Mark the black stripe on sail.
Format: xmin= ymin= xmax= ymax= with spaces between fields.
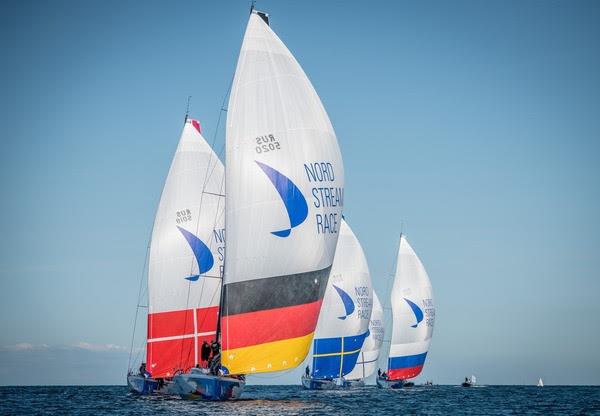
xmin=222 ymin=266 xmax=331 ymax=316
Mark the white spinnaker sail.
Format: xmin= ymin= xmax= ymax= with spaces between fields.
xmin=388 ymin=235 xmax=435 ymax=380
xmin=311 ymin=220 xmax=372 ymax=379
xmin=346 ymin=290 xmax=384 ymax=380
xmin=146 ymin=119 xmax=225 ymax=378
xmin=222 ymin=10 xmax=344 ymax=375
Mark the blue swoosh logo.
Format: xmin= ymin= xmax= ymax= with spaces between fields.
xmin=333 ymin=284 xmax=355 ymax=320
xmin=404 ymin=298 xmax=424 ymax=328
xmin=177 ymin=226 xmax=214 ymax=281
xmin=255 ymin=161 xmax=308 ymax=237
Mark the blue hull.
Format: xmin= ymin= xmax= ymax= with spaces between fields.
xmin=127 ymin=375 xmax=159 ymax=395
xmin=173 ymin=371 xmax=245 ymax=400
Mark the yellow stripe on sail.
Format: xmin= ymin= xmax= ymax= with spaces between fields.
xmin=222 ymin=332 xmax=314 ymax=375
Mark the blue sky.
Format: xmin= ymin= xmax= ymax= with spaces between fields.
xmin=1 ymin=0 xmax=599 ymax=385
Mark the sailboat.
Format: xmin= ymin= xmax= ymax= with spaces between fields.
xmin=377 ymin=234 xmax=435 ymax=389
xmin=172 ymin=7 xmax=344 ymax=400
xmin=127 ymin=116 xmax=225 ymax=395
xmin=537 ymin=378 xmax=544 ymax=387
xmin=344 ymin=290 xmax=384 ymax=386
xmin=301 ymin=220 xmax=372 ymax=390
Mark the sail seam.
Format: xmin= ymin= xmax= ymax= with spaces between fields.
xmin=148 ymin=331 xmax=216 ymax=343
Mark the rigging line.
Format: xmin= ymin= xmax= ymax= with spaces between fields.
xmin=185 ymin=75 xmax=232 ymax=284
xmin=179 ymin=78 xmax=231 ymax=366
xmin=185 ymin=95 xmax=192 ymax=123
xmin=202 ymin=191 xmax=225 ymax=197
xmin=380 ymin=232 xmax=401 ymax=370
xmin=201 ymin=73 xmax=234 ymax=192
xmin=127 ymin=240 xmax=151 ymax=371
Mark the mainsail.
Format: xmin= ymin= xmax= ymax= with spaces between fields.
xmin=346 ymin=290 xmax=384 ymax=380
xmin=222 ymin=10 xmax=344 ymax=375
xmin=146 ymin=118 xmax=225 ymax=378
xmin=388 ymin=235 xmax=435 ymax=380
xmin=311 ymin=220 xmax=372 ymax=379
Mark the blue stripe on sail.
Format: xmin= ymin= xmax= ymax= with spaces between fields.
xmin=255 ymin=161 xmax=308 ymax=238
xmin=311 ymin=355 xmax=341 ymax=379
xmin=311 ymin=331 xmax=369 ymax=379
xmin=313 ymin=337 xmax=342 ymax=355
xmin=388 ymin=352 xmax=428 ymax=370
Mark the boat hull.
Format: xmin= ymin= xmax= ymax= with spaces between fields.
xmin=376 ymin=376 xmax=413 ymax=389
xmin=127 ymin=375 xmax=159 ymax=395
xmin=301 ymin=375 xmax=337 ymax=390
xmin=341 ymin=379 xmax=365 ymax=388
xmin=462 ymin=382 xmax=472 ymax=387
xmin=173 ymin=372 xmax=245 ymax=400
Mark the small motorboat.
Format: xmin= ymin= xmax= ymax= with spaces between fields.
xmin=462 ymin=375 xmax=476 ymax=387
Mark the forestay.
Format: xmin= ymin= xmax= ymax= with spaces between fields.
xmin=222 ymin=10 xmax=344 ymax=375
xmin=147 ymin=119 xmax=225 ymax=378
xmin=388 ymin=235 xmax=435 ymax=380
xmin=346 ymin=290 xmax=384 ymax=380
xmin=311 ymin=220 xmax=372 ymax=379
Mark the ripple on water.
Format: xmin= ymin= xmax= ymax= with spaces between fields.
xmin=1 ymin=385 xmax=599 ymax=415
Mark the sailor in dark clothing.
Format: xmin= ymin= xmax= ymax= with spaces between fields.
xmin=139 ymin=363 xmax=147 ymax=377
xmin=305 ymin=365 xmax=310 ymax=377
xmin=210 ymin=352 xmax=221 ymax=375
xmin=211 ymin=340 xmax=220 ymax=357
xmin=201 ymin=341 xmax=211 ymax=367
xmin=378 ymin=368 xmax=382 ymax=377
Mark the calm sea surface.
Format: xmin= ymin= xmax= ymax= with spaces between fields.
xmin=1 ymin=385 xmax=599 ymax=415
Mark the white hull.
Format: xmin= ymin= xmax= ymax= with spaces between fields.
xmin=301 ymin=375 xmax=337 ymax=390
xmin=342 ymin=379 xmax=365 ymax=388
xmin=376 ymin=376 xmax=414 ymax=389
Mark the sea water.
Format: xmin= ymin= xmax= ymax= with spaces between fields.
xmin=1 ymin=385 xmax=599 ymax=415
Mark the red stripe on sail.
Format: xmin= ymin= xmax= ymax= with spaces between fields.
xmin=388 ymin=365 xmax=424 ymax=380
xmin=221 ymin=300 xmax=322 ymax=350
xmin=196 ymin=307 xmax=219 ymax=333
xmin=147 ymin=337 xmax=194 ymax=378
xmin=146 ymin=306 xmax=218 ymax=379
xmin=147 ymin=306 xmax=218 ymax=339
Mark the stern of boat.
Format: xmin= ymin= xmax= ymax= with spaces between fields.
xmin=127 ymin=374 xmax=159 ymax=395
xmin=173 ymin=370 xmax=245 ymax=400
